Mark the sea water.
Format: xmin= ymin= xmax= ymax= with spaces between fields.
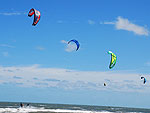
xmin=0 ymin=102 xmax=149 ymax=113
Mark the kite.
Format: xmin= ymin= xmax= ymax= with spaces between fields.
xmin=108 ymin=51 xmax=117 ymax=69
xmin=28 ymin=8 xmax=41 ymax=26
xmin=68 ymin=39 xmax=80 ymax=51
xmin=104 ymin=83 xmax=106 ymax=86
xmin=141 ymin=77 xmax=146 ymax=84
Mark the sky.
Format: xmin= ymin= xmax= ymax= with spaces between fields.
xmin=0 ymin=0 xmax=150 ymax=109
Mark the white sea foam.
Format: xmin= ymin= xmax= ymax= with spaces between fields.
xmin=0 ymin=107 xmax=114 ymax=113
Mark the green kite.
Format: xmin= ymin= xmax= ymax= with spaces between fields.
xmin=108 ymin=51 xmax=117 ymax=69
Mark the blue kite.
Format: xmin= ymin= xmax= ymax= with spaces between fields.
xmin=68 ymin=39 xmax=80 ymax=51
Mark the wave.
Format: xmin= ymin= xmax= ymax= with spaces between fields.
xmin=0 ymin=107 xmax=114 ymax=113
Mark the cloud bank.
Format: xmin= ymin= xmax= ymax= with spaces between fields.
xmin=0 ymin=65 xmax=149 ymax=92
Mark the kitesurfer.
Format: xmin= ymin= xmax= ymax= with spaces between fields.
xmin=27 ymin=103 xmax=30 ymax=106
xmin=20 ymin=103 xmax=24 ymax=108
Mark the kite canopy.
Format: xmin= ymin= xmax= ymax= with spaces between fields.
xmin=141 ymin=77 xmax=146 ymax=84
xmin=28 ymin=8 xmax=40 ymax=26
xmin=68 ymin=39 xmax=80 ymax=51
xmin=108 ymin=51 xmax=117 ymax=69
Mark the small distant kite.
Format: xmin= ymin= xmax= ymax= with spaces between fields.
xmin=28 ymin=8 xmax=41 ymax=26
xmin=104 ymin=83 xmax=106 ymax=86
xmin=141 ymin=76 xmax=146 ymax=84
xmin=108 ymin=51 xmax=117 ymax=69
xmin=68 ymin=39 xmax=80 ymax=51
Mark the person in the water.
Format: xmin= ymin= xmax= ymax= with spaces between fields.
xmin=26 ymin=103 xmax=30 ymax=107
xmin=20 ymin=103 xmax=24 ymax=107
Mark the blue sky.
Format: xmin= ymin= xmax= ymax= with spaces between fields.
xmin=0 ymin=0 xmax=150 ymax=108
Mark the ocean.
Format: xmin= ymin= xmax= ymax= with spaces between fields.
xmin=0 ymin=102 xmax=149 ymax=113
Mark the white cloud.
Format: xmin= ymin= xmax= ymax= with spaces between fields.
xmin=103 ymin=22 xmax=115 ymax=25
xmin=65 ymin=43 xmax=77 ymax=52
xmin=0 ymin=65 xmax=149 ymax=92
xmin=116 ymin=17 xmax=149 ymax=36
xmin=36 ymin=46 xmax=45 ymax=51
xmin=88 ymin=20 xmax=95 ymax=25
xmin=101 ymin=16 xmax=149 ymax=36
xmin=0 ymin=12 xmax=21 ymax=16
xmin=145 ymin=61 xmax=150 ymax=66
xmin=61 ymin=40 xmax=77 ymax=52
xmin=2 ymin=52 xmax=9 ymax=57
xmin=0 ymin=44 xmax=15 ymax=48
xmin=61 ymin=40 xmax=67 ymax=44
